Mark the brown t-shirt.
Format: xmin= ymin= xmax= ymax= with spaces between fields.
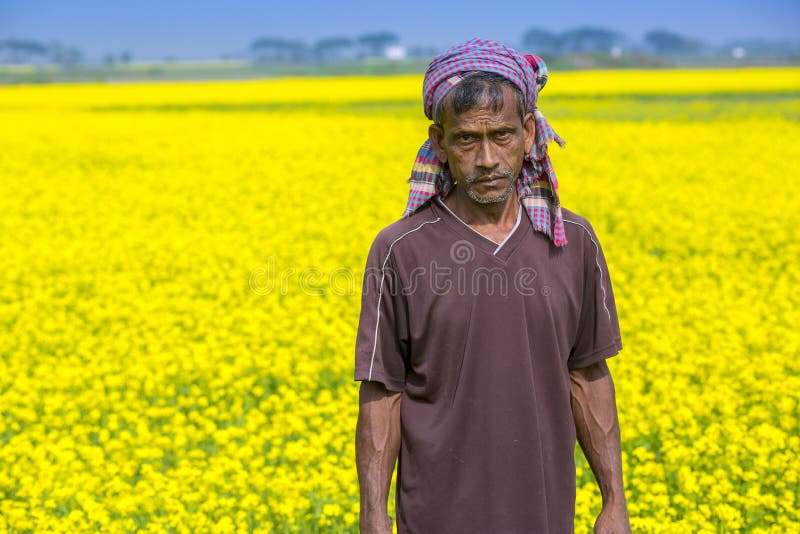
xmin=354 ymin=193 xmax=622 ymax=533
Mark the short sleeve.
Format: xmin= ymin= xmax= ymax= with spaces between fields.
xmin=354 ymin=232 xmax=410 ymax=391
xmin=568 ymin=222 xmax=623 ymax=370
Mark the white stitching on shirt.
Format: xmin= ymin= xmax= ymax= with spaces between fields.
xmin=369 ymin=217 xmax=442 ymax=381
xmin=563 ymin=219 xmax=611 ymax=321
xmin=494 ymin=205 xmax=522 ymax=255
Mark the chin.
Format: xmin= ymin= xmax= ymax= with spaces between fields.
xmin=466 ymin=184 xmax=515 ymax=205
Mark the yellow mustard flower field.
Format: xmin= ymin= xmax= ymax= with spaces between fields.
xmin=1 ymin=67 xmax=799 ymax=533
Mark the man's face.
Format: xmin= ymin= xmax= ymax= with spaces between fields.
xmin=429 ymin=85 xmax=535 ymax=205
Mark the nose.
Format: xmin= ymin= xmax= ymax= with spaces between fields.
xmin=475 ymin=137 xmax=500 ymax=170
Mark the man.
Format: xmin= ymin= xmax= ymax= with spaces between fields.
xmin=354 ymin=37 xmax=631 ymax=534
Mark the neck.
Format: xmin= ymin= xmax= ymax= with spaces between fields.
xmin=442 ymin=183 xmax=520 ymax=228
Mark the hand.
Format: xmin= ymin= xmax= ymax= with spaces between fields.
xmin=360 ymin=512 xmax=393 ymax=534
xmin=593 ymin=503 xmax=632 ymax=534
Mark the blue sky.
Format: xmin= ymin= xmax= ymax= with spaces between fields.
xmin=1 ymin=0 xmax=798 ymax=61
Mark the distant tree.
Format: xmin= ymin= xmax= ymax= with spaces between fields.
xmin=312 ymin=36 xmax=354 ymax=63
xmin=522 ymin=28 xmax=562 ymax=55
xmin=251 ymin=37 xmax=283 ymax=62
xmin=283 ymin=40 xmax=307 ymax=62
xmin=0 ymin=39 xmax=49 ymax=63
xmin=356 ymin=32 xmax=398 ymax=58
xmin=559 ymin=27 xmax=624 ymax=53
xmin=47 ymin=41 xmax=84 ymax=69
xmin=103 ymin=53 xmax=116 ymax=67
xmin=250 ymin=37 xmax=308 ymax=63
xmin=120 ymin=51 xmax=132 ymax=64
xmin=644 ymin=30 xmax=701 ymax=55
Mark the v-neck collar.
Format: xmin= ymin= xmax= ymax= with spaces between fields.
xmin=432 ymin=194 xmax=528 ymax=262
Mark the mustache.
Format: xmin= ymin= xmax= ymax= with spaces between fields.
xmin=465 ymin=169 xmax=515 ymax=184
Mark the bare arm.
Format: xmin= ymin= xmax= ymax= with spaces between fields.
xmin=569 ymin=360 xmax=631 ymax=534
xmin=356 ymin=380 xmax=402 ymax=534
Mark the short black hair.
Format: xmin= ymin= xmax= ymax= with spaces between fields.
xmin=433 ymin=71 xmax=526 ymax=128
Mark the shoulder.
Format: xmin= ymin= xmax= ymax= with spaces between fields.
xmin=560 ymin=207 xmax=595 ymax=238
xmin=372 ymin=203 xmax=442 ymax=250
xmin=367 ymin=204 xmax=440 ymax=265
xmin=560 ymin=207 xmax=602 ymax=248
xmin=558 ymin=207 xmax=616 ymax=276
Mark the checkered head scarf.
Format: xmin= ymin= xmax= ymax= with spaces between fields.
xmin=403 ymin=37 xmax=568 ymax=246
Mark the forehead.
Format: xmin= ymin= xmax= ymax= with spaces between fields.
xmin=442 ymin=85 xmax=521 ymax=131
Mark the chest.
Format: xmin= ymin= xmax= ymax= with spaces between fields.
xmin=394 ymin=236 xmax=584 ymax=352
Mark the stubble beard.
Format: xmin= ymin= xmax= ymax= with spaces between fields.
xmin=464 ymin=170 xmax=516 ymax=204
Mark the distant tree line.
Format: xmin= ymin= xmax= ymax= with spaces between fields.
xmin=103 ymin=51 xmax=133 ymax=67
xmin=248 ymin=27 xmax=798 ymax=66
xmin=248 ymin=27 xmax=654 ymax=65
xmin=522 ymin=27 xmax=704 ymax=55
xmin=523 ymin=27 xmax=624 ymax=55
xmin=0 ymin=39 xmax=88 ymax=68
xmin=248 ymin=31 xmax=428 ymax=64
xmin=1 ymin=27 xmax=797 ymax=68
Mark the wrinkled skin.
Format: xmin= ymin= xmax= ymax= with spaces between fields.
xmin=428 ymin=85 xmax=535 ymax=222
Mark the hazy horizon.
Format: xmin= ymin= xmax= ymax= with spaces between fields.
xmin=1 ymin=0 xmax=798 ymax=62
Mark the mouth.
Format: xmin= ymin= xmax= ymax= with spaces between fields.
xmin=475 ymin=175 xmax=510 ymax=186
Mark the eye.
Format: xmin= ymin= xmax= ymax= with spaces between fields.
xmin=459 ymin=133 xmax=473 ymax=142
xmin=495 ymin=131 xmax=512 ymax=140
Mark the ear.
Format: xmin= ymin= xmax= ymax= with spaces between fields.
xmin=523 ymin=112 xmax=536 ymax=155
xmin=428 ymin=123 xmax=448 ymax=164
